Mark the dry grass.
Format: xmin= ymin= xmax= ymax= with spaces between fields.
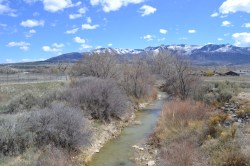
xmin=159 ymin=140 xmax=198 ymax=166
xmin=204 ymin=76 xmax=250 ymax=84
xmin=208 ymin=113 xmax=228 ymax=126
xmin=239 ymin=103 xmax=250 ymax=117
xmin=0 ymin=82 xmax=65 ymax=104
xmin=150 ymin=100 xmax=211 ymax=166
xmin=221 ymin=151 xmax=250 ymax=166
xmin=151 ymin=100 xmax=210 ymax=146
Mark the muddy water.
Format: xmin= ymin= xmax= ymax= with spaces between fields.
xmin=89 ymin=92 xmax=167 ymax=166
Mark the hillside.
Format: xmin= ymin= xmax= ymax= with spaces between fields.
xmin=46 ymin=44 xmax=250 ymax=65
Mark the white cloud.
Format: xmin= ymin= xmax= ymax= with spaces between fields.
xmin=29 ymin=29 xmax=36 ymax=33
xmin=73 ymin=36 xmax=86 ymax=44
xmin=25 ymin=29 xmax=37 ymax=38
xmin=20 ymin=19 xmax=45 ymax=28
xmin=78 ymin=7 xmax=87 ymax=14
xmin=160 ymin=28 xmax=167 ymax=34
xmin=87 ymin=17 xmax=92 ymax=23
xmin=33 ymin=12 xmax=40 ymax=16
xmin=72 ymin=36 xmax=92 ymax=50
xmin=80 ymin=44 xmax=92 ymax=50
xmin=221 ymin=20 xmax=231 ymax=27
xmin=188 ymin=29 xmax=196 ymax=33
xmin=69 ymin=7 xmax=87 ymax=19
xmin=6 ymin=41 xmax=30 ymax=51
xmin=143 ymin=34 xmax=154 ymax=41
xmin=158 ymin=37 xmax=165 ymax=41
xmin=217 ymin=38 xmax=223 ymax=41
xmin=24 ymin=0 xmax=39 ymax=4
xmin=232 ymin=32 xmax=250 ymax=47
xmin=219 ymin=0 xmax=250 ymax=14
xmin=21 ymin=58 xmax=46 ymax=62
xmin=0 ymin=23 xmax=7 ymax=27
xmin=242 ymin=23 xmax=250 ymax=28
xmin=42 ymin=43 xmax=64 ymax=54
xmin=179 ymin=37 xmax=188 ymax=40
xmin=90 ymin=0 xmax=145 ymax=12
xmin=69 ymin=13 xmax=82 ymax=19
xmin=82 ymin=23 xmax=99 ymax=30
xmin=139 ymin=5 xmax=157 ymax=16
xmin=108 ymin=43 xmax=112 ymax=47
xmin=65 ymin=28 xmax=79 ymax=34
xmin=52 ymin=43 xmax=64 ymax=48
xmin=0 ymin=2 xmax=17 ymax=17
xmin=43 ymin=0 xmax=81 ymax=12
xmin=210 ymin=12 xmax=219 ymax=17
xmin=5 ymin=59 xmax=15 ymax=63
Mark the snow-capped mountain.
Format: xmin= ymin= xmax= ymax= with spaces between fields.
xmin=46 ymin=44 xmax=250 ymax=65
xmin=92 ymin=48 xmax=144 ymax=55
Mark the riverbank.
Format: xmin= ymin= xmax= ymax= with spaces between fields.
xmin=74 ymin=91 xmax=160 ymax=165
xmin=137 ymin=96 xmax=250 ymax=166
xmin=85 ymin=92 xmax=166 ymax=166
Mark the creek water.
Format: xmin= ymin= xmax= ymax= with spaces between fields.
xmin=89 ymin=92 xmax=167 ymax=166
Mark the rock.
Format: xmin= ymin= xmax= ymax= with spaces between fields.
xmin=232 ymin=109 xmax=238 ymax=112
xmin=232 ymin=114 xmax=237 ymax=118
xmin=134 ymin=121 xmax=142 ymax=125
xmin=148 ymin=160 xmax=156 ymax=166
xmin=139 ymin=147 xmax=144 ymax=151
xmin=132 ymin=145 xmax=140 ymax=149
xmin=132 ymin=145 xmax=144 ymax=151
xmin=224 ymin=121 xmax=231 ymax=127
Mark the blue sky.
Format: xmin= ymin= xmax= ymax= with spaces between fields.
xmin=0 ymin=0 xmax=250 ymax=63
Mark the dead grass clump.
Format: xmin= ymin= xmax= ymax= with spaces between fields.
xmin=150 ymin=100 xmax=210 ymax=146
xmin=158 ymin=137 xmax=205 ymax=166
xmin=238 ymin=103 xmax=250 ymax=118
xmin=149 ymin=87 xmax=158 ymax=101
xmin=221 ymin=151 xmax=250 ymax=166
xmin=208 ymin=113 xmax=228 ymax=126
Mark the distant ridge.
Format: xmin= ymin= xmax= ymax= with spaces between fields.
xmin=46 ymin=44 xmax=250 ymax=65
xmin=46 ymin=52 xmax=85 ymax=62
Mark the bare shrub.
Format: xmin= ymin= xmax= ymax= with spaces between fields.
xmin=37 ymin=89 xmax=66 ymax=109
xmin=29 ymin=103 xmax=92 ymax=152
xmin=119 ymin=57 xmax=154 ymax=99
xmin=36 ymin=145 xmax=72 ymax=166
xmin=203 ymin=81 xmax=239 ymax=104
xmin=6 ymin=90 xmax=38 ymax=113
xmin=66 ymin=77 xmax=130 ymax=122
xmin=0 ymin=113 xmax=33 ymax=156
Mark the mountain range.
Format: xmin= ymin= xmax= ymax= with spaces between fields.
xmin=46 ymin=44 xmax=250 ymax=65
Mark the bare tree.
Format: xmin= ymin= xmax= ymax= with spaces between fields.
xmin=119 ymin=57 xmax=154 ymax=99
xmin=152 ymin=53 xmax=200 ymax=100
xmin=71 ymin=52 xmax=118 ymax=79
